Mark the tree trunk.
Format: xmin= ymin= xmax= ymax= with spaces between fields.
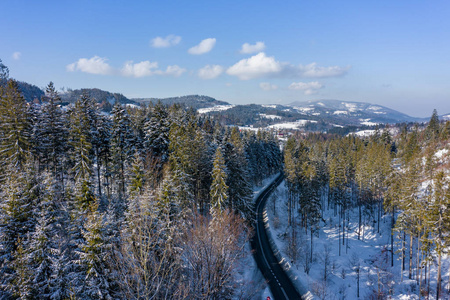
xmin=437 ymin=252 xmax=442 ymax=300
xmin=409 ymin=234 xmax=413 ymax=280
xmin=96 ymin=148 xmax=102 ymax=197
xmin=391 ymin=208 xmax=395 ymax=267
xmin=401 ymin=232 xmax=405 ymax=282
xmin=358 ymin=196 xmax=362 ymax=240
xmin=416 ymin=231 xmax=421 ymax=284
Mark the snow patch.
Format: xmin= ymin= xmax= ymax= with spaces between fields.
xmin=435 ymin=148 xmax=448 ymax=159
xmin=262 ymin=104 xmax=277 ymax=108
xmin=361 ymin=121 xmax=379 ymax=126
xmin=333 ymin=110 xmax=348 ymax=115
xmin=367 ymin=105 xmax=382 ymax=111
xmin=259 ymin=114 xmax=282 ymax=120
xmin=267 ymin=120 xmax=317 ymax=130
xmin=125 ymin=103 xmax=139 ymax=109
xmin=348 ymin=130 xmax=376 ymax=137
xmin=197 ymin=105 xmax=235 ymax=114
xmin=344 ymin=102 xmax=358 ymax=112
xmin=294 ymin=107 xmax=314 ymax=113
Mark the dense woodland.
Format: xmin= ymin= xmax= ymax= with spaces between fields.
xmin=283 ymin=112 xmax=450 ymax=299
xmin=0 ymin=60 xmax=282 ymax=299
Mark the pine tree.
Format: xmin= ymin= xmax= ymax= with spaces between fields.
xmin=0 ymin=163 xmax=36 ymax=296
xmin=128 ymin=152 xmax=145 ymax=196
xmin=38 ymin=82 xmax=67 ymax=185
xmin=110 ymin=102 xmax=134 ymax=197
xmin=428 ymin=171 xmax=450 ymax=299
xmin=0 ymin=79 xmax=31 ymax=172
xmin=426 ymin=109 xmax=440 ymax=141
xmin=144 ymin=101 xmax=170 ymax=180
xmin=77 ymin=202 xmax=112 ymax=300
xmin=224 ymin=128 xmax=254 ymax=220
xmin=0 ymin=58 xmax=9 ymax=84
xmin=26 ymin=177 xmax=59 ymax=299
xmin=210 ymin=147 xmax=228 ymax=214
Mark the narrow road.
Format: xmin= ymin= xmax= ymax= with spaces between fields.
xmin=251 ymin=173 xmax=306 ymax=300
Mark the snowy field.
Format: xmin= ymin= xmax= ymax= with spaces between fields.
xmin=197 ymin=104 xmax=235 ymax=114
xmin=264 ymin=181 xmax=450 ymax=300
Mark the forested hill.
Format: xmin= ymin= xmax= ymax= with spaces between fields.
xmin=60 ymin=88 xmax=136 ymax=112
xmin=133 ymin=94 xmax=229 ymax=109
xmin=17 ymin=81 xmax=45 ymax=103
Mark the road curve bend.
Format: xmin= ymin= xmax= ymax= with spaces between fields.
xmin=251 ymin=173 xmax=310 ymax=300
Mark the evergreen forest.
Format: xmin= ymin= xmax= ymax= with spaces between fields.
xmin=0 ymin=61 xmax=282 ymax=299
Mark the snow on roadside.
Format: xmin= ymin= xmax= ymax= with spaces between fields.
xmin=234 ymin=173 xmax=280 ymax=299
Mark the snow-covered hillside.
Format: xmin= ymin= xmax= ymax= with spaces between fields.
xmin=266 ymin=182 xmax=450 ymax=300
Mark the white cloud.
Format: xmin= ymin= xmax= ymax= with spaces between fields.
xmin=150 ymin=35 xmax=181 ymax=48
xmin=296 ymin=63 xmax=349 ymax=78
xmin=188 ymin=38 xmax=216 ymax=55
xmin=226 ymin=52 xmax=282 ymax=80
xmin=121 ymin=61 xmax=159 ymax=77
xmin=12 ymin=52 xmax=21 ymax=60
xmin=198 ymin=65 xmax=224 ymax=79
xmin=67 ymin=56 xmax=185 ymax=78
xmin=289 ymin=81 xmax=324 ymax=95
xmin=66 ymin=56 xmax=114 ymax=75
xmin=259 ymin=82 xmax=278 ymax=91
xmin=122 ymin=61 xmax=186 ymax=77
xmin=227 ymin=52 xmax=349 ymax=80
xmin=162 ymin=65 xmax=186 ymax=77
xmin=240 ymin=42 xmax=265 ymax=54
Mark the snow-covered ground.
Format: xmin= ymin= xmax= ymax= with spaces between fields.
xmin=197 ymin=105 xmax=235 ymax=114
xmin=334 ymin=110 xmax=349 ymax=115
xmin=265 ymin=181 xmax=450 ymax=300
xmin=267 ymin=120 xmax=317 ymax=130
xmin=259 ymin=113 xmax=282 ymax=120
xmin=348 ymin=129 xmax=376 ymax=137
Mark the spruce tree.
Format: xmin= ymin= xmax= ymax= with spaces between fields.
xmin=39 ymin=82 xmax=67 ymax=185
xmin=426 ymin=109 xmax=440 ymax=141
xmin=0 ymin=79 xmax=31 ymax=171
xmin=210 ymin=147 xmax=228 ymax=214
xmin=110 ymin=102 xmax=134 ymax=197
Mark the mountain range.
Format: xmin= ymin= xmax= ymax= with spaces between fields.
xmin=14 ymin=83 xmax=446 ymax=130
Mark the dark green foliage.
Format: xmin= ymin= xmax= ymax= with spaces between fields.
xmin=210 ymin=147 xmax=228 ymax=213
xmin=0 ymin=79 xmax=31 ymax=171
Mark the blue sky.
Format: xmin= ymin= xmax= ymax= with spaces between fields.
xmin=1 ymin=0 xmax=449 ymax=117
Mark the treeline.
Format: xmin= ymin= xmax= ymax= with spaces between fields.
xmin=0 ymin=75 xmax=282 ymax=298
xmin=283 ymin=111 xmax=450 ymax=299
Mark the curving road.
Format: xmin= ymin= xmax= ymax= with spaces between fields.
xmin=251 ymin=173 xmax=306 ymax=300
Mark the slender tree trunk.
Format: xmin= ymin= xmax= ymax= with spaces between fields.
xmin=338 ymin=219 xmax=341 ymax=256
xmin=358 ymin=196 xmax=362 ymax=240
xmin=96 ymin=148 xmax=102 ymax=197
xmin=437 ymin=251 xmax=442 ymax=300
xmin=357 ymin=265 xmax=360 ymax=298
xmin=417 ymin=231 xmax=421 ymax=284
xmin=401 ymin=232 xmax=405 ymax=282
xmin=310 ymin=228 xmax=313 ymax=263
xmin=342 ymin=205 xmax=345 ymax=246
xmin=409 ymin=234 xmax=413 ymax=280
xmin=121 ymin=159 xmax=126 ymax=196
xmin=391 ymin=208 xmax=395 ymax=267
xmin=427 ymin=259 xmax=431 ymax=300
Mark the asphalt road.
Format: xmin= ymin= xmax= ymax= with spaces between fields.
xmin=251 ymin=174 xmax=305 ymax=300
